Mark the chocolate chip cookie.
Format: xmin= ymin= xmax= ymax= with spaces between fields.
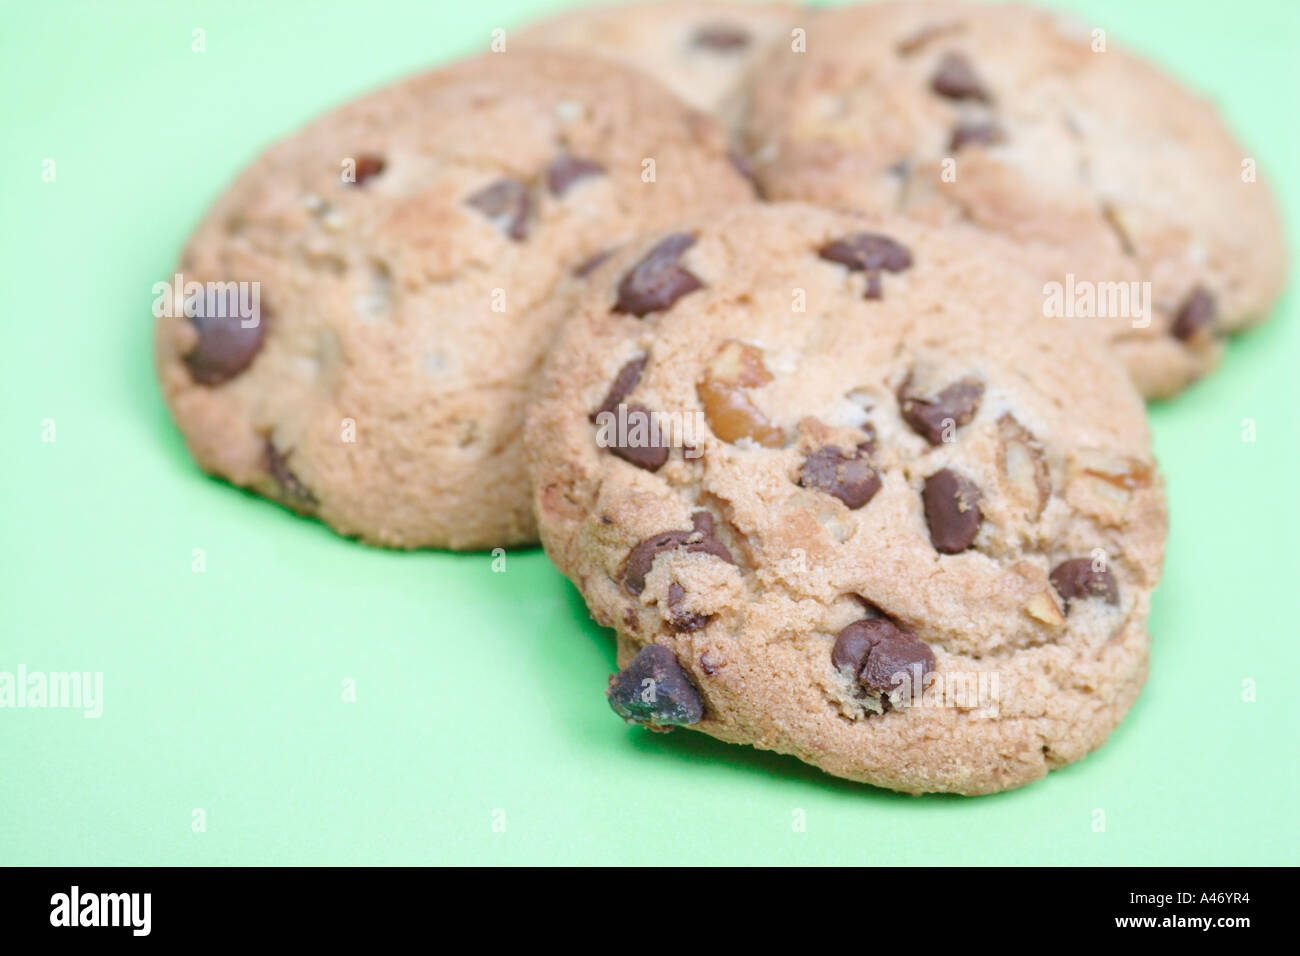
xmin=743 ymin=1 xmax=1287 ymax=397
xmin=516 ymin=1 xmax=797 ymax=131
xmin=526 ymin=203 xmax=1167 ymax=795
xmin=156 ymin=51 xmax=752 ymax=549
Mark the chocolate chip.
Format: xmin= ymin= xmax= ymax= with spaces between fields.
xmin=922 ymin=469 xmax=983 ymax=553
xmin=819 ymin=233 xmax=913 ymax=273
xmin=950 ymin=121 xmax=1004 ymax=151
xmin=622 ymin=512 xmax=733 ymax=595
xmin=931 ymin=52 xmax=989 ymax=101
xmin=726 ymin=145 xmax=761 ymax=192
xmin=607 ymin=644 xmax=703 ymax=726
xmin=547 ymin=154 xmax=605 ymax=197
xmin=831 ymin=619 xmax=894 ymax=675
xmin=590 ymin=356 xmax=647 ymax=422
xmin=264 ymin=439 xmax=317 ymax=510
xmin=465 ymin=178 xmax=532 ymax=240
xmin=573 ymin=248 xmax=615 ymax=278
xmin=608 ymin=403 xmax=669 ymax=472
xmin=614 ymin=233 xmax=704 ymax=316
xmin=349 ymin=155 xmax=385 ymax=186
xmin=1171 ymin=287 xmax=1217 ymax=342
xmin=799 ymin=445 xmax=881 ymax=509
xmin=699 ymin=653 xmax=718 ymax=676
xmin=1050 ymin=558 xmax=1119 ymax=607
xmin=860 ymin=631 xmax=935 ymax=695
xmin=182 ymin=287 xmax=267 ymax=385
xmin=692 ymin=24 xmax=751 ymax=51
xmin=667 ymin=582 xmax=711 ymax=632
xmin=831 ymin=619 xmax=934 ymax=697
xmin=899 ymin=376 xmax=984 ymax=445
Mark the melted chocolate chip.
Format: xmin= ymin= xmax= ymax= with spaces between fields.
xmin=614 ymin=233 xmax=704 ymax=316
xmin=923 ymin=469 xmax=983 ymax=553
xmin=799 ymin=445 xmax=881 ymax=509
xmin=860 ymin=631 xmax=935 ymax=695
xmin=819 ymin=233 xmax=913 ymax=273
xmin=899 ymin=376 xmax=984 ymax=445
xmin=349 ymin=155 xmax=385 ymax=187
xmin=820 ymin=233 xmax=913 ymax=298
xmin=547 ymin=154 xmax=605 ymax=197
xmin=590 ymin=356 xmax=647 ymax=422
xmin=608 ymin=402 xmax=669 ymax=472
xmin=622 ymin=512 xmax=734 ymax=595
xmin=1050 ymin=558 xmax=1119 ymax=607
xmin=1171 ymin=287 xmax=1217 ymax=342
xmin=831 ymin=619 xmax=896 ymax=675
xmin=264 ymin=439 xmax=317 ymax=510
xmin=667 ymin=581 xmax=711 ymax=632
xmin=832 ymin=619 xmax=934 ymax=697
xmin=465 ymin=178 xmax=532 ymax=240
xmin=949 ymin=121 xmax=1004 ymax=151
xmin=607 ymin=644 xmax=703 ymax=726
xmin=692 ymin=24 xmax=751 ymax=51
xmin=182 ymin=287 xmax=267 ymax=385
xmin=931 ymin=52 xmax=989 ymax=101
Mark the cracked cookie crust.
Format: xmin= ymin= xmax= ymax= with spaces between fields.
xmin=526 ymin=203 xmax=1167 ymax=795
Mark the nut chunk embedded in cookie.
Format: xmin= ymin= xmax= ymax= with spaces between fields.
xmin=607 ymin=645 xmax=704 ymax=726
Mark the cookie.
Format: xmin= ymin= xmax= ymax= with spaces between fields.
xmin=155 ymin=51 xmax=753 ymax=549
xmin=526 ymin=203 xmax=1167 ymax=795
xmin=516 ymin=1 xmax=798 ymax=131
xmin=743 ymin=1 xmax=1287 ymax=397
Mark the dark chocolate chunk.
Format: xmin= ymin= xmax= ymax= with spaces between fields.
xmin=590 ymin=355 xmax=648 ymax=422
xmin=860 ymin=631 xmax=936 ymax=695
xmin=607 ymin=644 xmax=703 ymax=726
xmin=923 ymin=468 xmax=983 ymax=553
xmin=818 ymin=232 xmax=913 ymax=273
xmin=832 ymin=619 xmax=934 ymax=698
xmin=608 ymin=402 xmax=669 ymax=471
xmin=614 ymin=233 xmax=704 ymax=316
xmin=1050 ymin=558 xmax=1119 ymax=607
xmin=622 ymin=512 xmax=734 ymax=595
xmin=799 ymin=445 xmax=882 ymax=509
xmin=949 ymin=121 xmax=1004 ymax=151
xmin=547 ymin=154 xmax=605 ymax=196
xmin=899 ymin=376 xmax=984 ymax=445
xmin=182 ymin=286 xmax=267 ymax=385
xmin=264 ymin=439 xmax=317 ymax=510
xmin=931 ymin=52 xmax=989 ymax=101
xmin=692 ymin=24 xmax=751 ymax=51
xmin=1171 ymin=286 xmax=1217 ymax=342
xmin=465 ymin=177 xmax=532 ymax=240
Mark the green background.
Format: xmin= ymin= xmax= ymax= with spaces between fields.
xmin=2 ymin=0 xmax=1296 ymax=866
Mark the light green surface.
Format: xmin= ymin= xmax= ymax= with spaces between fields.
xmin=1 ymin=0 xmax=1296 ymax=866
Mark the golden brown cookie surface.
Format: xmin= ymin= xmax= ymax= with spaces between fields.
xmin=156 ymin=51 xmax=753 ymax=549
xmin=744 ymin=2 xmax=1287 ymax=397
xmin=526 ymin=203 xmax=1168 ymax=794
